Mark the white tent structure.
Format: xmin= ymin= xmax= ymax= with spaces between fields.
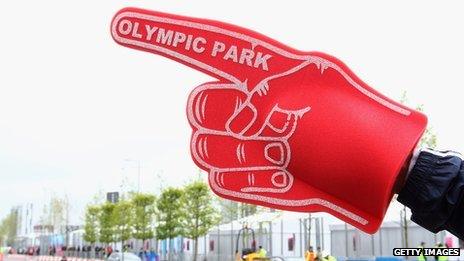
xmin=179 ymin=211 xmax=333 ymax=261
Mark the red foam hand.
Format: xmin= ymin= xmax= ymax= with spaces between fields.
xmin=111 ymin=7 xmax=427 ymax=233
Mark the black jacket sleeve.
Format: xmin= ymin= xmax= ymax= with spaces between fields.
xmin=397 ymin=149 xmax=464 ymax=240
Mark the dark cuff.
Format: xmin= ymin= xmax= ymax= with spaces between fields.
xmin=397 ymin=149 xmax=463 ymax=233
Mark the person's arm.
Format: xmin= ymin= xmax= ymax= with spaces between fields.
xmin=397 ymin=148 xmax=464 ymax=239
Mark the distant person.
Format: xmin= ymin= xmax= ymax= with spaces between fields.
xmin=436 ymin=243 xmax=448 ymax=261
xmin=106 ymin=246 xmax=113 ymax=258
xmin=324 ymin=252 xmax=337 ymax=261
xmin=148 ymin=248 xmax=156 ymax=261
xmin=305 ymin=246 xmax=316 ymax=261
xmin=316 ymin=247 xmax=323 ymax=261
xmin=257 ymin=246 xmax=267 ymax=257
xmin=418 ymin=242 xmax=426 ymax=261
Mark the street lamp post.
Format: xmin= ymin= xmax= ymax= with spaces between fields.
xmin=124 ymin=159 xmax=141 ymax=192
xmin=137 ymin=160 xmax=140 ymax=192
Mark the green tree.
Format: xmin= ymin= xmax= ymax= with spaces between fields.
xmin=0 ymin=217 xmax=6 ymax=246
xmin=83 ymin=205 xmax=100 ymax=257
xmin=113 ymin=200 xmax=134 ymax=252
xmin=240 ymin=203 xmax=258 ymax=218
xmin=131 ymin=193 xmax=156 ymax=247
xmin=9 ymin=211 xmax=18 ymax=246
xmin=156 ymin=187 xmax=184 ymax=261
xmin=399 ymin=92 xmax=437 ymax=148
xmin=182 ymin=181 xmax=220 ymax=261
xmin=217 ymin=198 xmax=239 ymax=223
xmin=39 ymin=195 xmax=69 ymax=234
xmin=217 ymin=197 xmax=259 ymax=223
xmin=99 ymin=202 xmax=116 ymax=245
xmin=0 ymin=207 xmax=19 ymax=246
xmin=1 ymin=208 xmax=19 ymax=246
xmin=0 ymin=209 xmax=18 ymax=246
xmin=416 ymin=105 xmax=437 ymax=148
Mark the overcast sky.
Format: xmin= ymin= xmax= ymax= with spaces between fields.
xmin=1 ymin=1 xmax=463 ymax=225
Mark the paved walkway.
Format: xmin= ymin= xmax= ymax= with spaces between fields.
xmin=4 ymin=255 xmax=103 ymax=261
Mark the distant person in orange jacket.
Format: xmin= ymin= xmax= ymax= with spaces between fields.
xmin=305 ymin=246 xmax=315 ymax=261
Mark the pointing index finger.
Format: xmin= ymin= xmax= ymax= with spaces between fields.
xmin=111 ymin=7 xmax=310 ymax=90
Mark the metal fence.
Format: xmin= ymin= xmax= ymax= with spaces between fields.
xmin=330 ymin=222 xmax=447 ymax=258
xmin=12 ymin=218 xmax=459 ymax=261
xmin=174 ymin=216 xmax=327 ymax=261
